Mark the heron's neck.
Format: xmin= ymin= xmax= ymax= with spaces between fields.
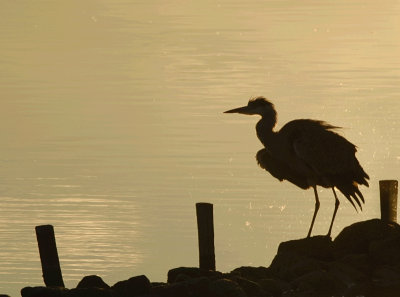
xmin=256 ymin=116 xmax=277 ymax=147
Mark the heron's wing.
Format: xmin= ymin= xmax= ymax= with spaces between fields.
xmin=256 ymin=148 xmax=309 ymax=189
xmin=290 ymin=121 xmax=357 ymax=177
xmin=288 ymin=120 xmax=368 ymax=210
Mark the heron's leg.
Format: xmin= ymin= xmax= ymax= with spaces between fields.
xmin=327 ymin=187 xmax=340 ymax=237
xmin=307 ymin=186 xmax=320 ymax=238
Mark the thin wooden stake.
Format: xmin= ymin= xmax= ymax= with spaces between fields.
xmin=196 ymin=203 xmax=215 ymax=271
xmin=379 ymin=180 xmax=398 ymax=223
xmin=35 ymin=225 xmax=65 ymax=287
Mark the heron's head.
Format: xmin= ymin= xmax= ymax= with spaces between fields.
xmin=224 ymin=97 xmax=275 ymax=116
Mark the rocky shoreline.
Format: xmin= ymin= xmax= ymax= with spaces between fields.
xmin=19 ymin=219 xmax=400 ymax=297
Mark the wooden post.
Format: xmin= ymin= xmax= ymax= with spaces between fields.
xmin=379 ymin=180 xmax=398 ymax=223
xmin=196 ymin=203 xmax=215 ymax=271
xmin=35 ymin=225 xmax=65 ymax=287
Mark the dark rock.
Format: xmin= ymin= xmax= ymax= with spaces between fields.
xmin=167 ymin=267 xmax=222 ymax=283
xmin=269 ymin=235 xmax=334 ymax=281
xmin=258 ymin=278 xmax=289 ymax=297
xmin=280 ymin=289 xmax=321 ymax=297
xmin=167 ymin=267 xmax=201 ymax=282
xmin=151 ymin=282 xmax=166 ymax=286
xmin=67 ymin=287 xmax=112 ymax=297
xmin=327 ymin=261 xmax=367 ymax=288
xmin=269 ymin=251 xmax=324 ymax=280
xmin=230 ymin=266 xmax=274 ymax=281
xmin=112 ymin=275 xmax=151 ymax=297
xmin=0 ymin=295 xmax=10 ymax=297
xmin=372 ymin=266 xmax=400 ymax=286
xmin=20 ymin=219 xmax=400 ymax=297
xmin=21 ymin=286 xmax=67 ymax=297
xmin=76 ymin=275 xmax=110 ymax=289
xmin=277 ymin=236 xmax=333 ymax=261
xmin=151 ymin=282 xmax=190 ymax=297
xmin=343 ymin=280 xmax=372 ymax=297
xmin=333 ymin=219 xmax=400 ymax=257
xmin=225 ymin=275 xmax=266 ymax=297
xmin=369 ymin=234 xmax=400 ymax=266
xmin=290 ymin=269 xmax=346 ymax=296
xmin=208 ymin=278 xmax=247 ymax=297
xmin=337 ymin=253 xmax=369 ymax=273
xmin=185 ymin=276 xmax=211 ymax=296
xmin=369 ymin=281 xmax=400 ymax=297
xmin=151 ymin=277 xmax=209 ymax=297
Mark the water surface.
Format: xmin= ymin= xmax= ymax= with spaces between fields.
xmin=1 ymin=1 xmax=400 ymax=296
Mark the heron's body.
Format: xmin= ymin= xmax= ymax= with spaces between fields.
xmin=225 ymin=97 xmax=369 ymax=237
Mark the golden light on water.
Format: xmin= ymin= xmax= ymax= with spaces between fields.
xmin=1 ymin=0 xmax=400 ymax=296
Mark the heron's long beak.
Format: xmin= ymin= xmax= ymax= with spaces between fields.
xmin=224 ymin=105 xmax=253 ymax=114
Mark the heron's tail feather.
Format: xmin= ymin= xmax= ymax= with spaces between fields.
xmin=343 ymin=193 xmax=358 ymax=212
xmin=337 ymin=182 xmax=365 ymax=212
xmin=354 ymin=187 xmax=365 ymax=204
xmin=353 ymin=159 xmax=369 ymax=187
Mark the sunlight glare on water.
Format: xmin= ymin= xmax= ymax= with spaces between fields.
xmin=0 ymin=0 xmax=400 ymax=296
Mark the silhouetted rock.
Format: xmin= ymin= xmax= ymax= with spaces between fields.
xmin=208 ymin=278 xmax=247 ymax=297
xmin=278 ymin=235 xmax=333 ymax=260
xmin=76 ymin=275 xmax=110 ymax=289
xmin=333 ymin=218 xmax=400 ymax=257
xmin=230 ymin=266 xmax=274 ymax=281
xmin=369 ymin=233 xmax=400 ymax=266
xmin=67 ymin=287 xmax=112 ymax=297
xmin=269 ymin=235 xmax=335 ymax=282
xmin=225 ymin=275 xmax=266 ymax=297
xmin=268 ymin=219 xmax=400 ymax=296
xmin=150 ymin=282 xmax=191 ymax=297
xmin=336 ymin=252 xmax=369 ymax=273
xmin=327 ymin=261 xmax=366 ymax=288
xmin=20 ymin=219 xmax=400 ymax=297
xmin=151 ymin=276 xmax=210 ymax=297
xmin=372 ymin=266 xmax=400 ymax=287
xmin=369 ymin=281 xmax=400 ymax=297
xmin=258 ymin=278 xmax=289 ymax=297
xmin=21 ymin=286 xmax=67 ymax=297
xmin=270 ymin=251 xmax=324 ymax=281
xmin=167 ymin=267 xmax=222 ymax=283
xmin=112 ymin=275 xmax=151 ymax=297
xmin=291 ymin=269 xmax=346 ymax=296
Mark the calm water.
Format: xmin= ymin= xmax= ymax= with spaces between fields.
xmin=1 ymin=0 xmax=400 ymax=295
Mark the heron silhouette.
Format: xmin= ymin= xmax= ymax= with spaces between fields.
xmin=224 ymin=97 xmax=369 ymax=238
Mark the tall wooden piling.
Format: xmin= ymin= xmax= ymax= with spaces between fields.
xmin=35 ymin=225 xmax=65 ymax=287
xmin=196 ymin=202 xmax=216 ymax=271
xmin=379 ymin=180 xmax=398 ymax=223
